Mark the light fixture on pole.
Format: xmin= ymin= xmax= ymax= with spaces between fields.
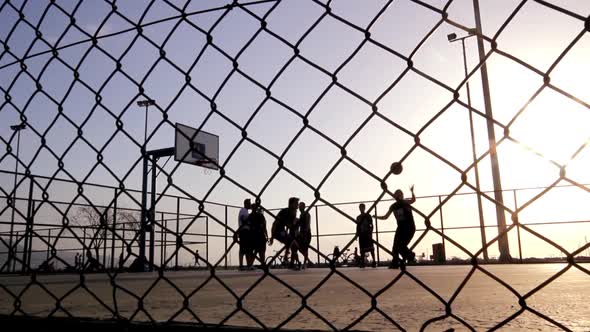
xmin=137 ymin=99 xmax=155 ymax=145
xmin=136 ymin=99 xmax=155 ymax=272
xmin=472 ymin=0 xmax=511 ymax=262
xmin=8 ymin=123 xmax=26 ymax=272
xmin=447 ymin=29 xmax=488 ymax=261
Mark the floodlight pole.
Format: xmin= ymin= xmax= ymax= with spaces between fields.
xmin=137 ymin=99 xmax=155 ymax=145
xmin=149 ymin=154 xmax=157 ymax=271
xmin=473 ymin=0 xmax=511 ymax=262
xmin=138 ymin=154 xmax=148 ymax=271
xmin=136 ymin=99 xmax=155 ymax=271
xmin=8 ymin=123 xmax=26 ymax=272
xmin=448 ymin=31 xmax=488 ymax=261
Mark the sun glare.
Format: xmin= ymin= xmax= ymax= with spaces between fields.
xmin=509 ymin=89 xmax=590 ymax=167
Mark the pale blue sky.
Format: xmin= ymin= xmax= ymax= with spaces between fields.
xmin=1 ymin=0 xmax=590 ymax=265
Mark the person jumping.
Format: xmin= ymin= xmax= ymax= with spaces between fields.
xmin=377 ymin=185 xmax=417 ymax=269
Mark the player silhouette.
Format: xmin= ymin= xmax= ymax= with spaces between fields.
xmin=377 ymin=186 xmax=417 ymax=269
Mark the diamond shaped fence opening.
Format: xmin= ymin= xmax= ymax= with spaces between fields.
xmin=1 ymin=0 xmax=590 ymax=330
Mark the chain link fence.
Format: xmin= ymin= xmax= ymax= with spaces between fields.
xmin=1 ymin=0 xmax=590 ymax=330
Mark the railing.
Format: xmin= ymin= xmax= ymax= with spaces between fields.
xmin=3 ymin=172 xmax=590 ymax=274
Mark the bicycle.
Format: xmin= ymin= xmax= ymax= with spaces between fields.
xmin=266 ymin=249 xmax=305 ymax=269
xmin=327 ymin=248 xmax=352 ymax=267
xmin=265 ymin=251 xmax=289 ymax=269
xmin=326 ymin=248 xmax=371 ymax=268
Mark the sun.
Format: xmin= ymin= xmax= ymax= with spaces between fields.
xmin=508 ymin=88 xmax=590 ymax=167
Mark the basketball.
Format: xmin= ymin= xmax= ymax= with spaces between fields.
xmin=391 ymin=162 xmax=403 ymax=175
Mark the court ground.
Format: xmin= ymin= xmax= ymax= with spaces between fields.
xmin=1 ymin=264 xmax=588 ymax=331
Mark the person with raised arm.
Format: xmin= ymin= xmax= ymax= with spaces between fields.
xmin=377 ymin=185 xmax=417 ymax=269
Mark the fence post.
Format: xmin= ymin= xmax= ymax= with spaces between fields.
xmin=374 ymin=204 xmax=380 ymax=264
xmin=13 ymin=231 xmax=18 ymax=272
xmin=513 ymin=190 xmax=523 ymax=263
xmin=139 ymin=154 xmax=148 ymax=269
xmin=161 ymin=212 xmax=165 ymax=268
xmin=22 ymin=176 xmax=34 ymax=274
xmin=46 ymin=229 xmax=51 ymax=261
xmin=111 ymin=188 xmax=117 ymax=270
xmin=439 ymin=196 xmax=446 ymax=256
xmin=206 ymin=216 xmax=209 ymax=263
xmin=149 ymin=155 xmax=157 ymax=271
xmin=121 ymin=223 xmax=125 ymax=269
xmin=28 ymin=200 xmax=35 ymax=270
xmin=164 ymin=215 xmax=168 ymax=270
xmin=82 ymin=226 xmax=87 ymax=268
xmin=176 ymin=197 xmax=180 ymax=270
xmin=225 ymin=205 xmax=228 ymax=269
xmin=315 ymin=206 xmax=320 ymax=264
xmin=103 ymin=209 xmax=107 ymax=268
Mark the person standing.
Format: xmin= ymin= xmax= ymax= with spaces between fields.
xmin=248 ymin=202 xmax=268 ymax=268
xmin=194 ymin=249 xmax=201 ymax=268
xmin=297 ymin=202 xmax=312 ymax=269
xmin=377 ymin=186 xmax=417 ymax=269
xmin=356 ymin=203 xmax=376 ymax=268
xmin=74 ymin=253 xmax=80 ymax=270
xmin=237 ymin=199 xmax=251 ymax=270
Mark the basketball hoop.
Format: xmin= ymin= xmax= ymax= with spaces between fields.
xmin=196 ymin=159 xmax=214 ymax=175
xmin=174 ymin=123 xmax=220 ymax=171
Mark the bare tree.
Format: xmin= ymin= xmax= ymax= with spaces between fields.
xmin=70 ymin=206 xmax=140 ymax=263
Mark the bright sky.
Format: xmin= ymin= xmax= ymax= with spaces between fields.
xmin=1 ymin=0 xmax=590 ymax=266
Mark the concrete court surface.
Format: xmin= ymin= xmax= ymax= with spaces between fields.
xmin=0 ymin=264 xmax=588 ymax=331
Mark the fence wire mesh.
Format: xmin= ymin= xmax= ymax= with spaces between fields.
xmin=1 ymin=0 xmax=590 ymax=330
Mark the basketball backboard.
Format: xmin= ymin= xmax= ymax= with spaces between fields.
xmin=174 ymin=123 xmax=219 ymax=170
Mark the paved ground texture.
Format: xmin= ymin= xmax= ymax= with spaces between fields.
xmin=0 ymin=264 xmax=588 ymax=331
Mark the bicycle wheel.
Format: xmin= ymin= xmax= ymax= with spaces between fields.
xmin=265 ymin=256 xmax=276 ymax=268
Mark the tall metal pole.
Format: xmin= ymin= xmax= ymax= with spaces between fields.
xmin=163 ymin=216 xmax=167 ymax=269
xmin=513 ymin=190 xmax=523 ymax=263
xmin=137 ymin=99 xmax=154 ymax=146
xmin=439 ymin=196 xmax=446 ymax=255
xmin=315 ymin=206 xmax=320 ymax=264
xmin=176 ymin=197 xmax=180 ymax=270
xmin=473 ymin=0 xmax=511 ymax=262
xmin=27 ymin=199 xmax=35 ymax=270
xmin=46 ymin=229 xmax=51 ymax=261
xmin=22 ymin=176 xmax=34 ymax=274
xmin=205 ymin=217 xmax=209 ymax=263
xmin=374 ymin=204 xmax=380 ymax=264
xmin=139 ymin=155 xmax=148 ymax=270
xmin=121 ymin=223 xmax=125 ymax=269
xmin=102 ymin=209 xmax=107 ymax=267
xmin=82 ymin=227 xmax=86 ymax=268
xmin=137 ymin=99 xmax=155 ymax=271
xmin=460 ymin=38 xmax=488 ymax=261
xmin=8 ymin=124 xmax=25 ymax=272
xmin=12 ymin=231 xmax=18 ymax=272
xmin=160 ymin=212 xmax=165 ymax=268
xmin=111 ymin=188 xmax=117 ymax=270
xmin=149 ymin=155 xmax=157 ymax=271
xmin=144 ymin=105 xmax=148 ymax=143
xmin=224 ymin=205 xmax=228 ymax=269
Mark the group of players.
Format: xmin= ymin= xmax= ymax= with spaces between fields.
xmin=234 ymin=186 xmax=417 ymax=270
xmin=236 ymin=197 xmax=312 ymax=270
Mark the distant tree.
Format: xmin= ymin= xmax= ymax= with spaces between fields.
xmin=70 ymin=206 xmax=140 ymax=262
